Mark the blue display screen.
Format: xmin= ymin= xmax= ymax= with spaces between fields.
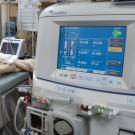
xmin=57 ymin=26 xmax=127 ymax=77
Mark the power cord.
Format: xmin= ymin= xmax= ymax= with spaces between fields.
xmin=14 ymin=96 xmax=30 ymax=134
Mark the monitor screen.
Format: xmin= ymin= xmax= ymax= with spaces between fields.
xmin=57 ymin=26 xmax=127 ymax=77
xmin=1 ymin=42 xmax=19 ymax=55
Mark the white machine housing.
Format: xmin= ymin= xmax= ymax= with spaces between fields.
xmin=26 ymin=106 xmax=88 ymax=135
xmin=34 ymin=2 xmax=135 ymax=109
xmin=32 ymin=2 xmax=135 ymax=135
xmin=0 ymin=37 xmax=27 ymax=58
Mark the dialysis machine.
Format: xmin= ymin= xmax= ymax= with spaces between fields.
xmin=25 ymin=2 xmax=135 ymax=135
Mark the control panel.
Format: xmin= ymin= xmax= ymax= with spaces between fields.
xmin=52 ymin=69 xmax=128 ymax=89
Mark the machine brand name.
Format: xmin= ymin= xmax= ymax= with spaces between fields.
xmin=49 ymin=10 xmax=67 ymax=15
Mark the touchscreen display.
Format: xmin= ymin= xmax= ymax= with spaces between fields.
xmin=57 ymin=26 xmax=127 ymax=77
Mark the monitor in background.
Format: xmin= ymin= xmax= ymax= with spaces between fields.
xmin=1 ymin=42 xmax=19 ymax=55
xmin=0 ymin=37 xmax=30 ymax=59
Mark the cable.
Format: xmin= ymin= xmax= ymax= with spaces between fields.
xmin=14 ymin=96 xmax=30 ymax=134
xmin=14 ymin=97 xmax=25 ymax=134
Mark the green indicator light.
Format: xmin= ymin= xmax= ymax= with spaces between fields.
xmin=101 ymin=106 xmax=104 ymax=109
xmin=43 ymin=104 xmax=50 ymax=110
xmin=113 ymin=30 xmax=122 ymax=38
xmin=31 ymin=96 xmax=36 ymax=102
xmin=101 ymin=109 xmax=104 ymax=114
xmin=97 ymin=108 xmax=101 ymax=114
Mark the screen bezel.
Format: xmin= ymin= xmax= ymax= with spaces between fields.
xmin=36 ymin=15 xmax=135 ymax=92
